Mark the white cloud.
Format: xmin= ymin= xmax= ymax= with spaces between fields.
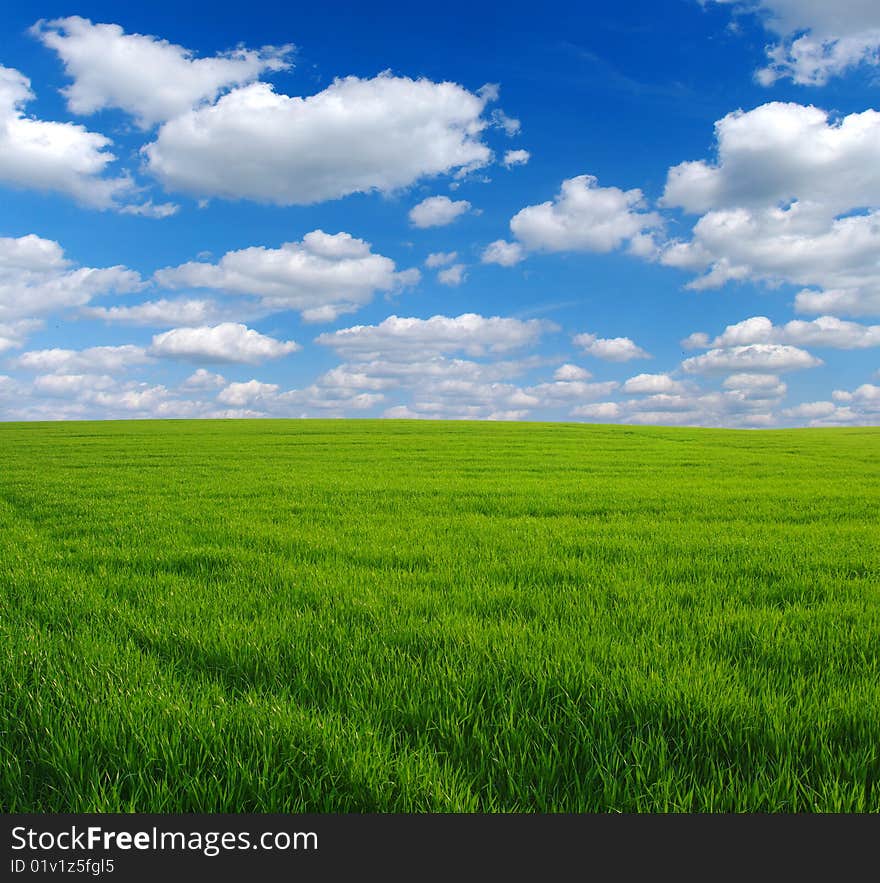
xmin=526 ymin=379 xmax=619 ymax=403
xmin=216 ymin=379 xmax=280 ymax=407
xmin=553 ymin=363 xmax=590 ymax=381
xmin=681 ymin=332 xmax=711 ymax=350
xmin=87 ymin=385 xmax=181 ymax=414
xmin=437 ymin=264 xmax=467 ymax=286
xmin=507 ymin=174 xmax=662 ymax=255
xmin=491 ymin=108 xmax=521 ymax=136
xmin=149 ymin=323 xmax=299 ymax=364
xmin=794 ymin=288 xmax=880 ymax=317
xmin=723 ymin=372 xmax=787 ymax=396
xmin=574 ymin=332 xmax=651 ymax=361
xmin=14 ymin=344 xmax=149 ymax=374
xmin=622 ymin=373 xmax=686 ymax=394
xmin=481 ymin=239 xmax=525 ymax=266
xmin=663 ymin=104 xmax=880 ymax=217
xmin=32 ymin=372 xmax=116 ymax=397
xmin=832 ymin=383 xmax=880 ymax=404
xmin=409 ymin=196 xmax=471 ymax=228
xmin=690 ymin=314 xmax=880 ymax=349
xmin=661 ymin=102 xmax=880 ymax=317
xmin=503 ymin=149 xmax=530 ymax=168
xmin=572 ymin=402 xmax=622 ymax=420
xmin=571 ymin=378 xmax=788 ymax=426
xmin=0 ymin=319 xmax=43 ymax=354
xmin=782 ymin=400 xmax=837 ymax=418
xmin=425 ymin=251 xmax=458 ymax=268
xmin=32 ymin=16 xmax=293 ymax=129
xmin=82 ymin=298 xmax=239 ymax=327
xmin=213 ymin=374 xmax=387 ymax=416
xmin=117 ymin=200 xmax=180 ymax=219
xmin=316 ymin=313 xmax=554 ymax=360
xmin=320 ymin=356 xmax=537 ymax=387
xmin=155 ymin=230 xmax=418 ymax=322
xmin=0 ymin=234 xmax=141 ymax=327
xmin=145 ymin=73 xmax=496 ymax=204
xmin=182 ymin=368 xmax=226 ymax=389
xmin=680 ymin=343 xmax=821 ymax=374
xmin=0 ymin=64 xmax=133 ymax=209
xmin=708 ymin=1 xmax=880 ymax=85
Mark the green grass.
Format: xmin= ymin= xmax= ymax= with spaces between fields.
xmin=1 ymin=418 xmax=878 ymax=812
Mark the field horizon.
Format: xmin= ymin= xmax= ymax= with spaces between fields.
xmin=2 ymin=418 xmax=878 ymax=812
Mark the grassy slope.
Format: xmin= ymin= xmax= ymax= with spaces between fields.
xmin=0 ymin=419 xmax=878 ymax=812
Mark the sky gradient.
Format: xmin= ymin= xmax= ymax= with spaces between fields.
xmin=1 ymin=0 xmax=879 ymax=426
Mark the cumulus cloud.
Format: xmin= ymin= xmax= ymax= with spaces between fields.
xmin=782 ymin=400 xmax=837 ymax=419
xmin=437 ymin=264 xmax=467 ymax=286
xmin=507 ymin=174 xmax=662 ymax=255
xmin=525 ymin=379 xmax=619 ymax=404
xmin=14 ymin=344 xmax=149 ymax=374
xmin=154 ymin=231 xmax=418 ymax=322
xmin=663 ymin=103 xmax=880 ymax=217
xmin=691 ymin=314 xmax=880 ymax=349
xmin=0 ymin=320 xmax=43 ymax=354
xmin=31 ymin=372 xmax=116 ymax=397
xmin=680 ymin=343 xmax=822 ymax=374
xmin=32 ymin=16 xmax=293 ymax=129
xmin=572 ymin=379 xmax=786 ymax=426
xmin=0 ymin=234 xmax=141 ymax=327
xmin=0 ymin=64 xmax=134 ymax=208
xmin=409 ymin=196 xmax=471 ymax=228
xmin=182 ymin=368 xmax=226 ymax=389
xmin=216 ymin=379 xmax=280 ymax=407
xmin=574 ymin=332 xmax=652 ymax=361
xmin=723 ymin=372 xmax=787 ymax=396
xmin=572 ymin=402 xmax=622 ymax=420
xmin=82 ymin=298 xmax=241 ymax=327
xmin=833 ymin=382 xmax=880 ymax=403
xmin=149 ymin=323 xmax=299 ymax=364
xmin=707 ymin=1 xmax=880 ymax=85
xmin=316 ymin=313 xmax=555 ymax=360
xmin=425 ymin=251 xmax=458 ymax=268
xmin=553 ymin=363 xmax=590 ymax=381
xmin=661 ymin=102 xmax=880 ymax=317
xmin=144 ymin=73 xmax=496 ymax=204
xmin=481 ymin=239 xmax=525 ymax=266
xmin=503 ymin=149 xmax=530 ymax=168
xmin=622 ymin=373 xmax=687 ymax=394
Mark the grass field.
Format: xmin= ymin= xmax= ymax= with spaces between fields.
xmin=1 ymin=419 xmax=878 ymax=812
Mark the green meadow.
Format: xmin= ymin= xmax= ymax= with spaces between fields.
xmin=1 ymin=419 xmax=878 ymax=812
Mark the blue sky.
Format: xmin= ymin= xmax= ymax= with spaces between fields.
xmin=1 ymin=0 xmax=879 ymax=425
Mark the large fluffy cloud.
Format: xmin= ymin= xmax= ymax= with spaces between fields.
xmin=0 ymin=65 xmax=134 ymax=208
xmin=31 ymin=16 xmax=292 ymax=129
xmin=661 ymin=102 xmax=880 ymax=317
xmin=484 ymin=174 xmax=662 ymax=263
xmin=154 ymin=231 xmax=418 ymax=322
xmin=708 ymin=1 xmax=880 ymax=85
xmin=148 ymin=323 xmax=299 ymax=364
xmin=315 ymin=313 xmax=554 ymax=360
xmin=144 ymin=73 xmax=496 ymax=204
xmin=663 ymin=103 xmax=880 ymax=217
